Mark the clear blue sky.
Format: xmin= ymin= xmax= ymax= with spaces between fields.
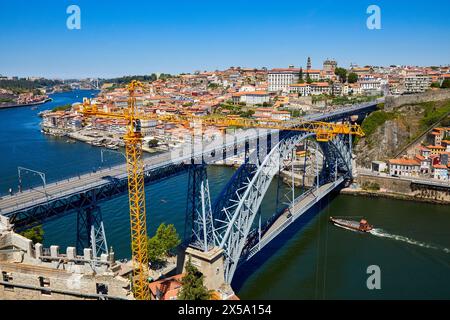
xmin=1 ymin=0 xmax=449 ymax=79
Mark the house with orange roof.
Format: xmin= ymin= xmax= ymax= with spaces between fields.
xmin=271 ymin=110 xmax=291 ymax=121
xmin=309 ymin=82 xmax=331 ymax=95
xmin=426 ymin=145 xmax=446 ymax=155
xmin=149 ymin=274 xmax=183 ymax=300
xmin=442 ymin=140 xmax=450 ymax=152
xmin=414 ymin=154 xmax=431 ymax=174
xmin=388 ymin=158 xmax=420 ymax=177
xmin=254 ymin=108 xmax=273 ymax=118
xmin=429 ymin=127 xmax=448 ymax=146
xmin=417 ymin=145 xmax=431 ymax=159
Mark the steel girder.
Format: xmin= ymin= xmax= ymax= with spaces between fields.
xmin=7 ymin=162 xmax=190 ymax=230
xmin=184 ymin=164 xmax=215 ymax=252
xmin=76 ymin=205 xmax=108 ymax=258
xmin=215 ymin=132 xmax=354 ymax=283
xmin=214 ymin=132 xmax=314 ymax=283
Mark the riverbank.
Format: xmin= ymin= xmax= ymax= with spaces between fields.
xmin=341 ymin=186 xmax=450 ymax=205
xmin=0 ymin=97 xmax=52 ymax=109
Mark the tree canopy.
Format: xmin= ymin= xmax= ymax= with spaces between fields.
xmin=148 ymin=139 xmax=159 ymax=148
xmin=177 ymin=256 xmax=213 ymax=300
xmin=347 ymin=72 xmax=358 ymax=84
xmin=20 ymin=225 xmax=44 ymax=244
xmin=52 ymin=104 xmax=72 ymax=112
xmin=298 ymin=68 xmax=305 ymax=84
xmin=156 ymin=223 xmax=181 ymax=255
xmin=334 ymin=67 xmax=347 ymax=83
xmin=441 ymin=79 xmax=450 ymax=89
xmin=147 ymin=223 xmax=181 ymax=264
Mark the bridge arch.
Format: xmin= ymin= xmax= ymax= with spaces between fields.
xmin=212 ymin=131 xmax=353 ymax=283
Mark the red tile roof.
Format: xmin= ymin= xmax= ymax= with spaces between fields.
xmin=388 ymin=158 xmax=420 ymax=166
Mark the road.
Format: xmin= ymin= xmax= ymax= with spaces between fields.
xmin=0 ymin=131 xmax=266 ymax=216
xmin=247 ymin=178 xmax=344 ymax=260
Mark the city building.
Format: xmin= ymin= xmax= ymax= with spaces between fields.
xmin=388 ymin=158 xmax=420 ymax=176
xmin=268 ymin=67 xmax=300 ymax=92
xmin=232 ymin=91 xmax=270 ymax=105
xmin=403 ymin=74 xmax=432 ymax=93
xmin=433 ymin=164 xmax=449 ymax=180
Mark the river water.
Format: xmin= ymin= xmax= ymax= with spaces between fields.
xmin=0 ymin=90 xmax=448 ymax=299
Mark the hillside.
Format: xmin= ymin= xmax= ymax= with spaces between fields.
xmin=354 ymin=98 xmax=450 ymax=167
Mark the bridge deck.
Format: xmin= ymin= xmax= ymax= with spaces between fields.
xmin=0 ymin=152 xmax=168 ymax=215
xmin=0 ymin=132 xmax=262 ymax=217
xmin=247 ymin=177 xmax=344 ymax=260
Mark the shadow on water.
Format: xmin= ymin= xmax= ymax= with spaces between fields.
xmin=231 ymin=189 xmax=340 ymax=292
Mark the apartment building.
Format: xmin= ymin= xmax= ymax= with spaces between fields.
xmin=403 ymin=74 xmax=432 ymax=93
xmin=388 ymin=158 xmax=420 ymax=176
xmin=232 ymin=91 xmax=270 ymax=105
xmin=268 ymin=67 xmax=300 ymax=92
xmin=289 ymin=82 xmax=331 ymax=96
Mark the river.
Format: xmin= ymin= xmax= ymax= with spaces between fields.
xmin=0 ymin=90 xmax=448 ymax=299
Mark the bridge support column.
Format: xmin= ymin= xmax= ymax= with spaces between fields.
xmin=76 ymin=205 xmax=108 ymax=259
xmin=183 ymin=246 xmax=231 ymax=293
xmin=184 ymin=164 xmax=214 ymax=252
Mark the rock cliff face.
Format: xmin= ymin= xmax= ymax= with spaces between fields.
xmin=354 ymin=98 xmax=450 ymax=168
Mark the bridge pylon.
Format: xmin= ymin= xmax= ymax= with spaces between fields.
xmin=184 ymin=163 xmax=215 ymax=252
xmin=76 ymin=205 xmax=108 ymax=259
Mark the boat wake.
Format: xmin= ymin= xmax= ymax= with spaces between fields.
xmin=369 ymin=228 xmax=450 ymax=254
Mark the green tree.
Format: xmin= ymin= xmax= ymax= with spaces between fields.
xmin=306 ymin=75 xmax=313 ymax=84
xmin=177 ymin=256 xmax=213 ymax=300
xmin=20 ymin=225 xmax=44 ymax=244
xmin=156 ymin=223 xmax=181 ymax=255
xmin=298 ymin=68 xmax=304 ymax=84
xmin=147 ymin=236 xmax=165 ymax=264
xmin=335 ymin=67 xmax=347 ymax=83
xmin=441 ymin=79 xmax=450 ymax=89
xmin=51 ymin=104 xmax=72 ymax=112
xmin=347 ymin=72 xmax=358 ymax=84
xmin=431 ymin=82 xmax=441 ymax=88
xmin=148 ymin=139 xmax=159 ymax=148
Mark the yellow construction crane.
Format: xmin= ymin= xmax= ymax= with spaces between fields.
xmin=82 ymin=80 xmax=150 ymax=300
xmin=79 ymin=83 xmax=365 ymax=300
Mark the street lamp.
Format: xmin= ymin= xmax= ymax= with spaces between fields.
xmin=17 ymin=166 xmax=47 ymax=196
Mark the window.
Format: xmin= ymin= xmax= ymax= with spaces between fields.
xmin=2 ymin=271 xmax=14 ymax=292
xmin=96 ymin=283 xmax=108 ymax=295
xmin=39 ymin=276 xmax=51 ymax=296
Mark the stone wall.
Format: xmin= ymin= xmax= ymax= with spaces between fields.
xmin=0 ymin=227 xmax=132 ymax=300
xmin=0 ymin=263 xmax=131 ymax=300
xmin=385 ymin=89 xmax=450 ymax=111
xmin=354 ymin=174 xmax=450 ymax=203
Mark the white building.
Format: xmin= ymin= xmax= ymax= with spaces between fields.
xmin=289 ymin=82 xmax=331 ymax=96
xmin=433 ymin=164 xmax=449 ymax=180
xmin=271 ymin=110 xmax=291 ymax=121
xmin=309 ymin=82 xmax=331 ymax=95
xmin=359 ymin=80 xmax=382 ymax=94
xmin=232 ymin=91 xmax=270 ymax=105
xmin=268 ymin=68 xmax=300 ymax=92
xmin=388 ymin=159 xmax=420 ymax=177
xmin=303 ymin=69 xmax=321 ymax=81
xmin=403 ymin=74 xmax=432 ymax=93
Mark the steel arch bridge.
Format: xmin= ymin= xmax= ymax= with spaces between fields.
xmin=184 ymin=130 xmax=354 ymax=284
